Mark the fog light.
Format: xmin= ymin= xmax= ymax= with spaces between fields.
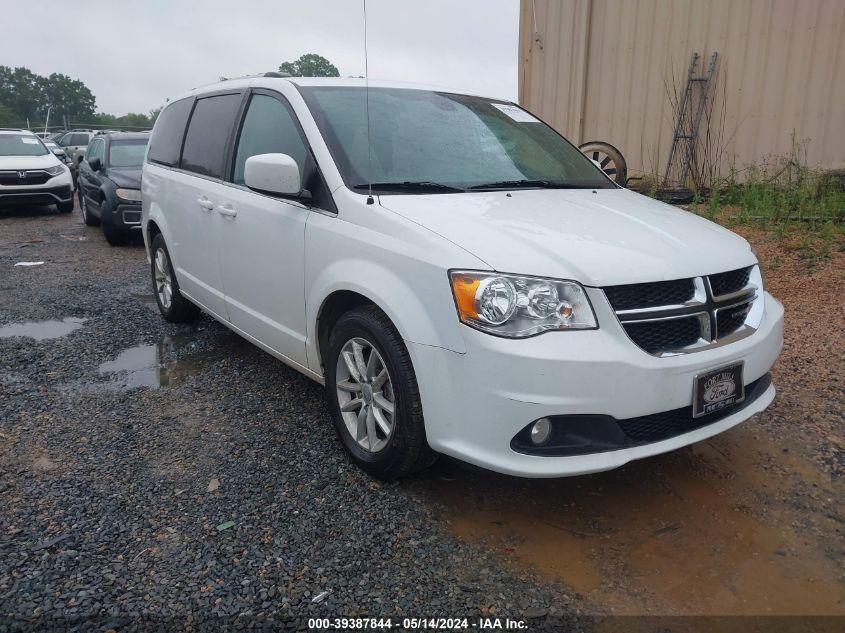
xmin=530 ymin=418 xmax=552 ymax=445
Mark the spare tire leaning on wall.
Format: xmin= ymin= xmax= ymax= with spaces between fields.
xmin=579 ymin=141 xmax=627 ymax=186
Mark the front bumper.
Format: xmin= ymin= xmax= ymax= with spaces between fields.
xmin=0 ymin=183 xmax=73 ymax=206
xmin=409 ymin=291 xmax=784 ymax=478
xmin=103 ymin=201 xmax=142 ymax=231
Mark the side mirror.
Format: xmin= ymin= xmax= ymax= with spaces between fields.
xmin=244 ymin=153 xmax=301 ymax=196
xmin=51 ymin=148 xmax=65 ymax=157
xmin=88 ymin=157 xmax=101 ymax=171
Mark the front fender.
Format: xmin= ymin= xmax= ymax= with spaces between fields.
xmin=305 ymin=258 xmax=467 ymax=376
xmin=303 ymin=201 xmax=486 ymax=376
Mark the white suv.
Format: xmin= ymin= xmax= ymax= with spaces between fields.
xmin=0 ymin=129 xmax=75 ymax=213
xmin=142 ymin=76 xmax=783 ymax=480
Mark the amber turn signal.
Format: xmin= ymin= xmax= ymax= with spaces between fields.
xmin=451 ymin=273 xmax=480 ymax=320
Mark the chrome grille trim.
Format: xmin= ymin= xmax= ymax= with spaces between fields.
xmin=604 ymin=266 xmax=763 ymax=356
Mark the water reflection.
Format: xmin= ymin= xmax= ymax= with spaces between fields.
xmin=0 ymin=317 xmax=86 ymax=341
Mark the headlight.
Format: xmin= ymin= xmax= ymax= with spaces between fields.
xmin=450 ymin=271 xmax=598 ymax=337
xmin=115 ymin=188 xmax=142 ymax=202
xmin=45 ymin=164 xmax=66 ymax=176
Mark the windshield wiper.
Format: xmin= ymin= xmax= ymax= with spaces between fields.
xmin=353 ymin=181 xmax=465 ymax=193
xmin=467 ymin=180 xmax=601 ymax=191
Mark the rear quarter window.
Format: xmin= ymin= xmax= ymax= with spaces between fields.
xmin=180 ymin=93 xmax=242 ymax=179
xmin=147 ymin=98 xmax=194 ymax=167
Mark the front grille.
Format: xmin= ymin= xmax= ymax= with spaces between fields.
xmin=716 ymin=301 xmax=752 ymax=337
xmin=604 ymin=266 xmax=759 ymax=356
xmin=623 ymin=316 xmax=702 ymax=354
xmin=0 ymin=170 xmax=52 ymax=186
xmin=604 ymin=278 xmax=695 ymax=311
xmin=618 ymin=375 xmax=768 ymax=442
xmin=709 ymin=266 xmax=752 ymax=296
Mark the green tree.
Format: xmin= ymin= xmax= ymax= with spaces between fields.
xmin=279 ymin=53 xmax=340 ymax=77
xmin=40 ymin=73 xmax=96 ymax=122
xmin=0 ymin=103 xmax=19 ymax=127
xmin=0 ymin=66 xmax=97 ymax=125
xmin=0 ymin=66 xmax=43 ymax=120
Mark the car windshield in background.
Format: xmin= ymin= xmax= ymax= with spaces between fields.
xmin=109 ymin=139 xmax=149 ymax=167
xmin=0 ymin=134 xmax=49 ymax=157
xmin=299 ymin=86 xmax=613 ymax=193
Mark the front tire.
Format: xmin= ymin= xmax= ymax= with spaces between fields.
xmin=325 ymin=305 xmax=436 ymax=480
xmin=80 ymin=195 xmax=99 ymax=226
xmin=150 ymin=233 xmax=200 ymax=323
xmin=100 ymin=199 xmax=130 ymax=246
xmin=56 ymin=201 xmax=73 ymax=213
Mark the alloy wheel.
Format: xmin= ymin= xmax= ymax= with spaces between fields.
xmin=154 ymin=248 xmax=173 ymax=310
xmin=335 ymin=337 xmax=396 ymax=453
xmin=81 ymin=197 xmax=88 ymax=222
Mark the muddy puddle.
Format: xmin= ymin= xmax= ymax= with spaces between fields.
xmin=416 ymin=427 xmax=843 ymax=616
xmin=96 ymin=334 xmax=205 ymax=389
xmin=0 ymin=317 xmax=86 ymax=341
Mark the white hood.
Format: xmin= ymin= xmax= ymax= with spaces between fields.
xmin=378 ymin=188 xmax=755 ymax=287
xmin=0 ymin=153 xmax=62 ymax=171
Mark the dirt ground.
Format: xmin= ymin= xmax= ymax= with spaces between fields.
xmin=412 ymin=223 xmax=845 ymax=617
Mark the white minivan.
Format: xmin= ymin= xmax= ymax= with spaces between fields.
xmin=141 ymin=75 xmax=783 ymax=480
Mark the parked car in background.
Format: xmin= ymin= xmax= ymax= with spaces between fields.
xmin=41 ymin=139 xmax=69 ymax=162
xmin=35 ymin=132 xmax=53 ymax=140
xmin=78 ymin=132 xmax=148 ymax=245
xmin=0 ymin=129 xmax=74 ymax=212
xmin=142 ymin=76 xmax=783 ymax=480
xmin=56 ymin=130 xmax=94 ymax=165
xmin=43 ymin=139 xmax=78 ymax=190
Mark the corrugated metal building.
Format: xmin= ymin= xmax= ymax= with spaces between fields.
xmin=518 ymin=0 xmax=845 ymax=182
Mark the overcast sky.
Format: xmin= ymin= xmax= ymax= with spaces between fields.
xmin=1 ymin=0 xmax=519 ymax=116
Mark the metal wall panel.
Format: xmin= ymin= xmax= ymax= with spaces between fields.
xmin=519 ymin=0 xmax=845 ymax=180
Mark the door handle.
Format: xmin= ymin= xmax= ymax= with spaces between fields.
xmin=197 ymin=197 xmax=214 ymax=211
xmin=216 ymin=204 xmax=237 ymax=218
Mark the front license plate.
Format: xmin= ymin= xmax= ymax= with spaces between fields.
xmin=693 ymin=362 xmax=745 ymax=418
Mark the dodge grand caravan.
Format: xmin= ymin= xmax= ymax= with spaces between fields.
xmin=141 ymin=75 xmax=783 ymax=480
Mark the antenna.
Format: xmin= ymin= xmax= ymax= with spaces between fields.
xmin=364 ymin=0 xmax=374 ymax=205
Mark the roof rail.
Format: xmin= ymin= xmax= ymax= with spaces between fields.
xmin=264 ymin=71 xmax=291 ymax=78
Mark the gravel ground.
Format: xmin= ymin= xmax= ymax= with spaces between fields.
xmin=0 ymin=205 xmax=580 ymax=631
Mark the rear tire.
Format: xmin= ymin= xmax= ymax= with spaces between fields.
xmin=325 ymin=305 xmax=437 ymax=480
xmin=150 ymin=233 xmax=200 ymax=323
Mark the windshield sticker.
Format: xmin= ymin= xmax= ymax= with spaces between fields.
xmin=21 ymin=137 xmax=40 ymax=144
xmin=492 ymin=103 xmax=540 ymax=123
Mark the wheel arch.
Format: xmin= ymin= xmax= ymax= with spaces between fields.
xmin=307 ymin=264 xmax=467 ymax=376
xmin=314 ymin=290 xmax=380 ymax=374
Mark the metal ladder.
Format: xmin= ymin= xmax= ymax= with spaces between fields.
xmin=663 ymin=52 xmax=719 ymax=188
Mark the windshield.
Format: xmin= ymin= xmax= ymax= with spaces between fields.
xmin=0 ymin=134 xmax=49 ymax=157
xmin=109 ymin=138 xmax=148 ymax=168
xmin=299 ymin=86 xmax=613 ymax=193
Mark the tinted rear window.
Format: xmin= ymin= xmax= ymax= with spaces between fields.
xmin=70 ymin=134 xmax=90 ymax=145
xmin=180 ymin=94 xmax=242 ymax=179
xmin=147 ymin=98 xmax=193 ymax=167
